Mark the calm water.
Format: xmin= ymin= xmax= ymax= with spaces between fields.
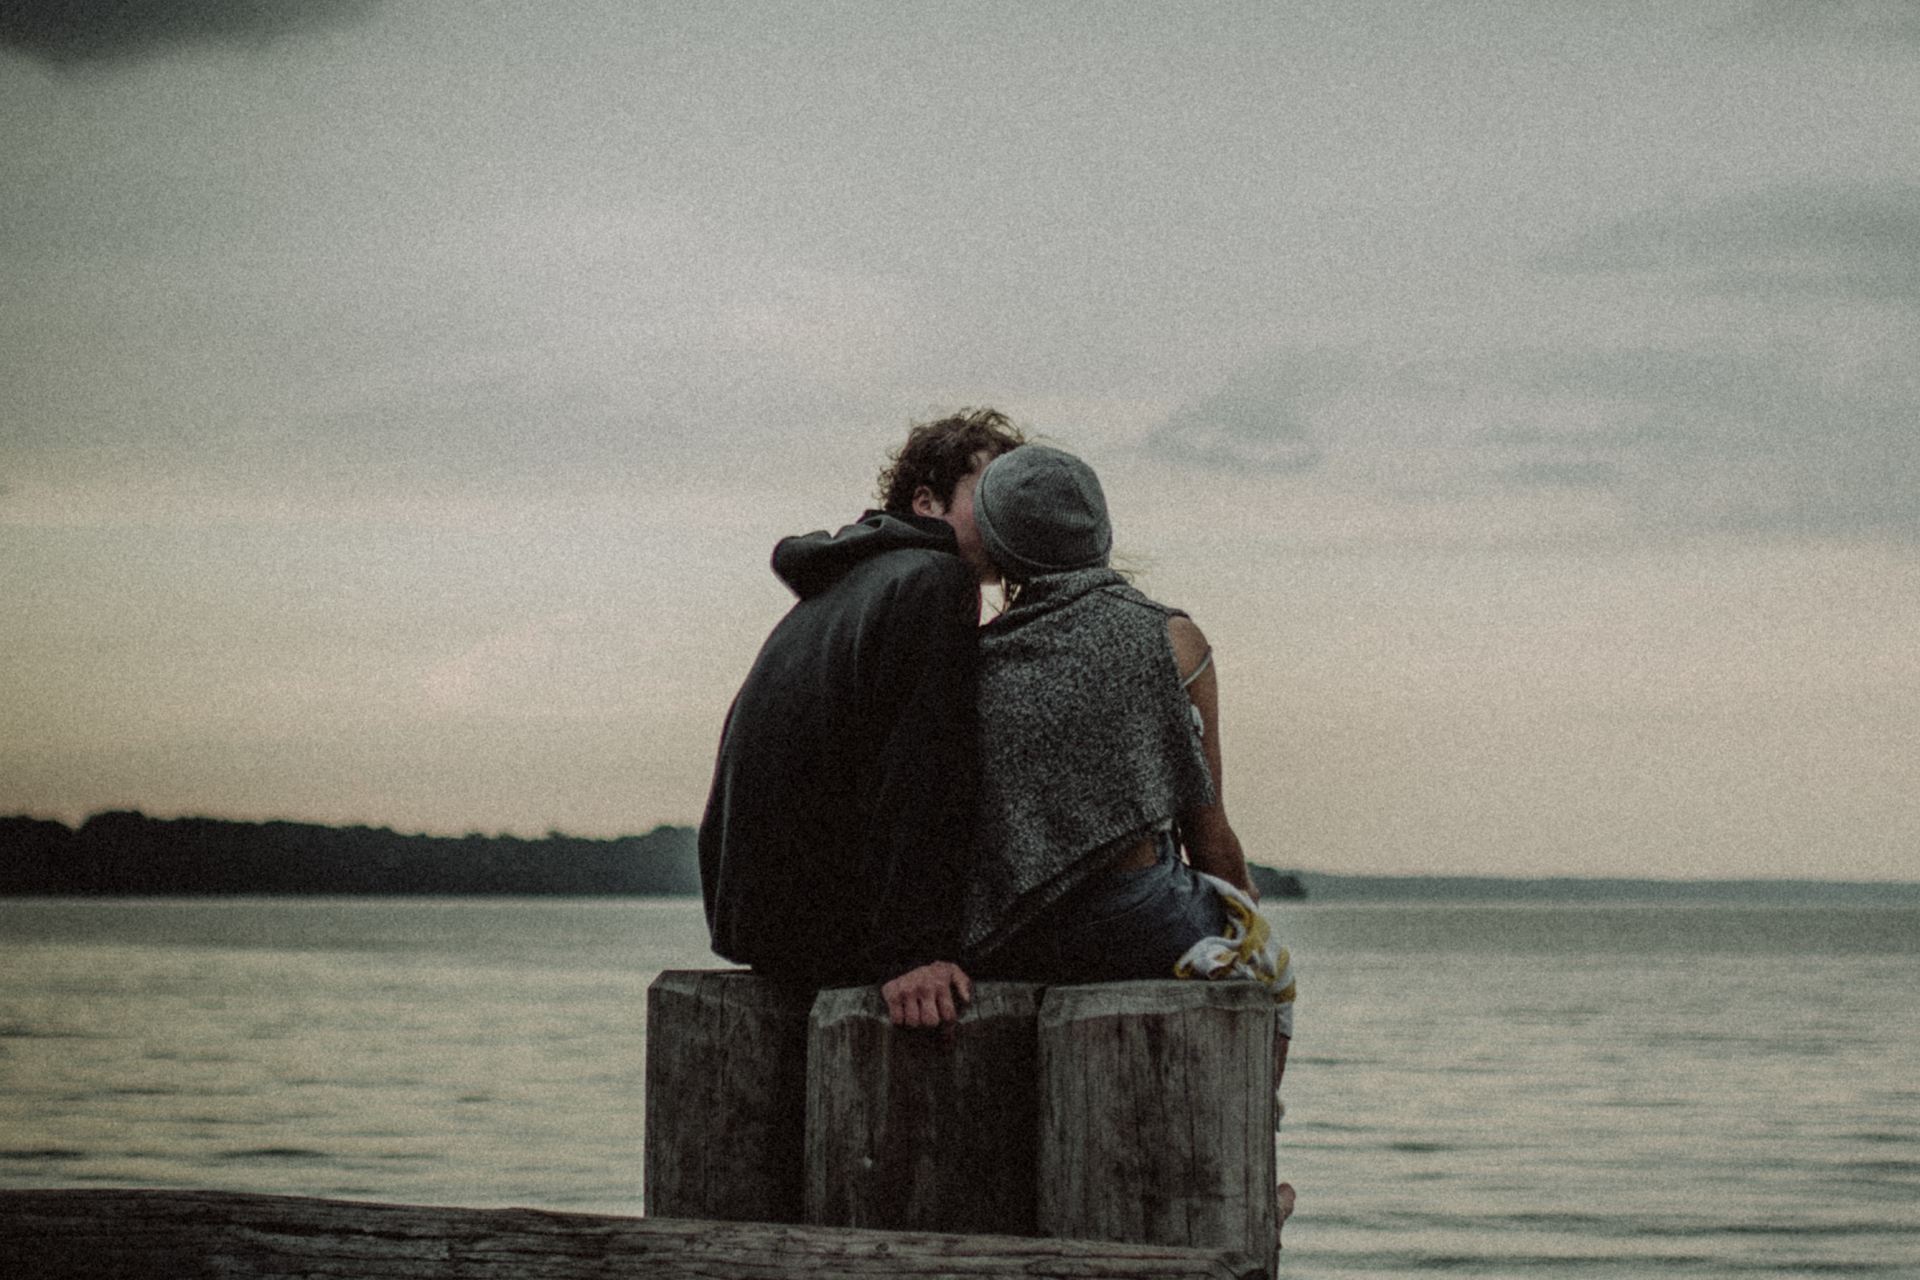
xmin=2 ymin=899 xmax=1917 ymax=1277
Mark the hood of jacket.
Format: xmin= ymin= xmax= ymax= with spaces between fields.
xmin=772 ymin=510 xmax=961 ymax=599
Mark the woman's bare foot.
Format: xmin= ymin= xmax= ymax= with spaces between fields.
xmin=1275 ymin=1181 xmax=1296 ymax=1251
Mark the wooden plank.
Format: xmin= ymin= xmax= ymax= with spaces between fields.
xmin=1037 ymin=981 xmax=1279 ymax=1277
xmin=805 ymin=983 xmax=1043 ymax=1236
xmin=644 ymin=969 xmax=815 ymax=1222
xmin=0 ymin=1189 xmax=1266 ymax=1280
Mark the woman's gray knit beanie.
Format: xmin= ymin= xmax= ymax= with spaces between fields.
xmin=973 ymin=444 xmax=1113 ymax=580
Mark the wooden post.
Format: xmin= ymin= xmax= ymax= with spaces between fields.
xmin=1037 ymin=981 xmax=1278 ymax=1276
xmin=643 ymin=969 xmax=813 ymax=1223
xmin=805 ymin=982 xmax=1044 ymax=1235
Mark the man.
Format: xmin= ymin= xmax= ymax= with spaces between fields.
xmin=698 ymin=409 xmax=1024 ymax=1028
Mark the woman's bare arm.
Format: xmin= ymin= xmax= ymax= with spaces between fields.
xmin=1169 ymin=615 xmax=1258 ymax=900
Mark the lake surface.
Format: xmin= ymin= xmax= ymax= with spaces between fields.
xmin=3 ymin=898 xmax=1917 ymax=1277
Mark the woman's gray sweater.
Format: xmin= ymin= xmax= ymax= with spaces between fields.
xmin=963 ymin=567 xmax=1216 ymax=957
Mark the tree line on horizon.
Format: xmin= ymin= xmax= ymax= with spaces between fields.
xmin=0 ymin=810 xmax=1315 ymax=901
xmin=17 ymin=813 xmax=1880 ymax=903
xmin=0 ymin=811 xmax=702 ymax=896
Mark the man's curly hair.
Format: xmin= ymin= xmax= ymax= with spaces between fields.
xmin=876 ymin=408 xmax=1027 ymax=515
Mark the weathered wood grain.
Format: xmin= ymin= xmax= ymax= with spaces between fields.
xmin=805 ymin=983 xmax=1043 ymax=1236
xmin=0 ymin=1189 xmax=1266 ymax=1280
xmin=644 ymin=968 xmax=814 ymax=1222
xmin=1037 ymin=981 xmax=1279 ymax=1277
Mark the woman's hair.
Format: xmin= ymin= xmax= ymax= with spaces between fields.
xmin=877 ymin=408 xmax=1027 ymax=515
xmin=994 ymin=555 xmax=1137 ymax=607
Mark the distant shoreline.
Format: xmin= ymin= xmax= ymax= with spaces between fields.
xmin=4 ymin=812 xmax=1914 ymax=904
xmin=1276 ymin=869 xmax=1920 ymax=906
xmin=0 ymin=811 xmax=700 ymax=897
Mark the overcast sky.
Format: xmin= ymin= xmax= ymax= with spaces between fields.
xmin=4 ymin=0 xmax=1916 ymax=880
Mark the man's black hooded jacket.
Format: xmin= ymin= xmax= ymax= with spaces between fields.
xmin=697 ymin=510 xmax=980 ymax=984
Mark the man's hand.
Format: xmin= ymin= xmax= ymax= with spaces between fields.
xmin=880 ymin=961 xmax=973 ymax=1030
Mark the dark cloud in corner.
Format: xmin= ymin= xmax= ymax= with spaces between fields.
xmin=0 ymin=0 xmax=380 ymax=65
xmin=1722 ymin=0 xmax=1920 ymax=46
xmin=1537 ymin=185 xmax=1920 ymax=306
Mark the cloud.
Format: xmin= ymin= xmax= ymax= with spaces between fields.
xmin=1482 ymin=347 xmax=1920 ymax=536
xmin=417 ymin=613 xmax=626 ymax=720
xmin=1143 ymin=352 xmax=1352 ymax=473
xmin=1148 ymin=343 xmax=1920 ymax=546
xmin=1494 ymin=460 xmax=1623 ymax=491
xmin=0 ymin=0 xmax=380 ymax=65
xmin=1720 ymin=0 xmax=1920 ymax=47
xmin=1538 ymin=185 xmax=1920 ymax=306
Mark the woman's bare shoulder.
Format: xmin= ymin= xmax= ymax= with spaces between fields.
xmin=1167 ymin=613 xmax=1210 ymax=676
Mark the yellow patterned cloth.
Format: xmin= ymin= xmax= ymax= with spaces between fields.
xmin=1174 ymin=875 xmax=1297 ymax=1038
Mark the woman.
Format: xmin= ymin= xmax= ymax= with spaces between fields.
xmin=959 ymin=442 xmax=1297 ymax=1235
xmin=962 ymin=445 xmax=1291 ymax=1031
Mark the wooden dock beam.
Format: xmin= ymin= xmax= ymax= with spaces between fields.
xmin=0 ymin=1189 xmax=1268 ymax=1280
